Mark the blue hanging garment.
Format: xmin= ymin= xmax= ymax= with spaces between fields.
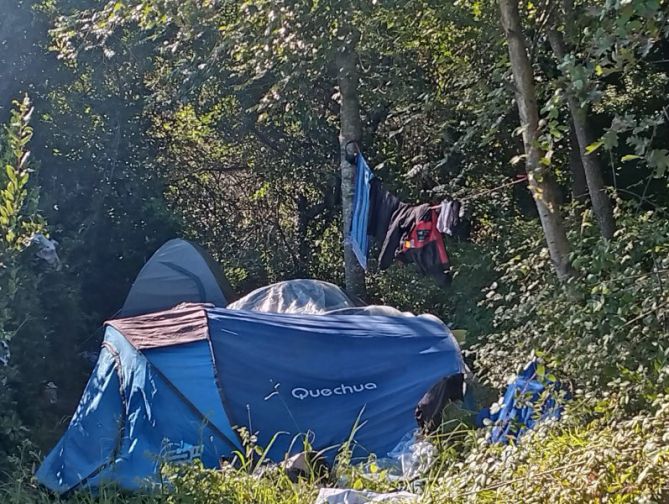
xmin=349 ymin=154 xmax=374 ymax=270
xmin=477 ymin=361 xmax=567 ymax=444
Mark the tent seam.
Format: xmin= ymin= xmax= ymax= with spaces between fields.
xmin=203 ymin=308 xmax=244 ymax=450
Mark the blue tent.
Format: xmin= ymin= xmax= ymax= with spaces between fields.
xmin=118 ymin=239 xmax=235 ymax=317
xmin=37 ymin=303 xmax=464 ymax=494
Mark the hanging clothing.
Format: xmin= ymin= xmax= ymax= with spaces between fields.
xmin=356 ymin=153 xmax=455 ymax=286
xmin=378 ymin=203 xmax=430 ymax=271
xmin=436 ymin=199 xmax=462 ymax=236
xmin=349 ymin=154 xmax=374 ymax=270
xmin=398 ymin=208 xmax=452 ymax=286
xmin=367 ymin=178 xmax=401 ymax=247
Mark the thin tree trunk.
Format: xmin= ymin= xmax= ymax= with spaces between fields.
xmin=569 ymin=123 xmax=588 ymax=206
xmin=548 ymin=27 xmax=615 ymax=240
xmin=499 ymin=0 xmax=572 ymax=280
xmin=336 ymin=31 xmax=366 ymax=299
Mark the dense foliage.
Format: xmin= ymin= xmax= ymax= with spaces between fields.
xmin=0 ymin=0 xmax=668 ymax=501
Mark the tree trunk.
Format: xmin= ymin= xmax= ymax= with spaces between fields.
xmin=548 ymin=27 xmax=616 ymax=240
xmin=336 ymin=31 xmax=366 ymax=299
xmin=569 ymin=123 xmax=588 ymax=206
xmin=499 ymin=0 xmax=572 ymax=280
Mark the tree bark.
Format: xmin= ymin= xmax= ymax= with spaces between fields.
xmin=569 ymin=123 xmax=588 ymax=206
xmin=336 ymin=31 xmax=366 ymax=299
xmin=499 ymin=0 xmax=572 ymax=280
xmin=548 ymin=26 xmax=615 ymax=240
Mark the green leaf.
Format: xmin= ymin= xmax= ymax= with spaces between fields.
xmin=586 ymin=141 xmax=603 ymax=154
xmin=648 ymin=149 xmax=669 ymax=178
xmin=5 ymin=164 xmax=17 ymax=185
xmin=621 ymin=154 xmax=641 ymax=162
xmin=602 ymin=129 xmax=619 ymax=150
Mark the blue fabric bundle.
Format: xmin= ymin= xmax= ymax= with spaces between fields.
xmin=476 ymin=361 xmax=567 ymax=444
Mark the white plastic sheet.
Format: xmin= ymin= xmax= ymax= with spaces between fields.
xmin=227 ymin=281 xmax=454 ymax=340
xmin=227 ymin=279 xmax=354 ymax=314
xmin=357 ymin=430 xmax=437 ymax=484
xmin=314 ymin=489 xmax=417 ymax=504
xmin=384 ymin=431 xmax=438 ymax=481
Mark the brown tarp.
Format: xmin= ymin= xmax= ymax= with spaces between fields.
xmin=107 ymin=303 xmax=211 ymax=350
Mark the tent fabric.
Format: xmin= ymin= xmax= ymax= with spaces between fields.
xmin=36 ymin=340 xmax=124 ymax=493
xmin=118 ymin=239 xmax=232 ymax=317
xmin=37 ymin=303 xmax=464 ymax=494
xmin=208 ymin=309 xmax=464 ymax=460
xmin=36 ymin=325 xmax=241 ymax=495
xmin=324 ymin=305 xmax=450 ymax=330
xmin=109 ymin=303 xmax=210 ymax=350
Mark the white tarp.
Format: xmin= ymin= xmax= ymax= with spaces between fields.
xmin=227 ymin=279 xmax=354 ymax=314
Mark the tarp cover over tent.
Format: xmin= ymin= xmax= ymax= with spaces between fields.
xmin=118 ymin=239 xmax=234 ymax=317
xmin=226 ymin=279 xmax=355 ymax=314
xmin=37 ymin=302 xmax=464 ymax=494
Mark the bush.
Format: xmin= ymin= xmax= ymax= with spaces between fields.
xmin=471 ymin=202 xmax=669 ymax=399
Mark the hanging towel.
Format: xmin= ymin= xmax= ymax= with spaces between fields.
xmin=349 ymin=154 xmax=374 ymax=269
xmin=436 ymin=198 xmax=462 ymax=236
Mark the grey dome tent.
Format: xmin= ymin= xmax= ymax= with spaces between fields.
xmin=118 ymin=239 xmax=234 ymax=317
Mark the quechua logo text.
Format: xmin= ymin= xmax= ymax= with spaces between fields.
xmin=291 ymin=383 xmax=377 ymax=400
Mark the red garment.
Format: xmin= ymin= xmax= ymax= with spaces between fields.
xmin=398 ymin=209 xmax=451 ymax=286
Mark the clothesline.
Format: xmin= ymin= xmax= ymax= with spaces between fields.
xmin=430 ymin=175 xmax=529 ymax=209
xmin=345 ymin=141 xmax=530 ymax=208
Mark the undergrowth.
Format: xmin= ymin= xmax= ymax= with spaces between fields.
xmin=1 ymin=204 xmax=668 ymax=503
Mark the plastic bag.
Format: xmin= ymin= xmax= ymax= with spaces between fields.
xmin=30 ymin=233 xmax=61 ymax=270
xmin=384 ymin=430 xmax=437 ymax=481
